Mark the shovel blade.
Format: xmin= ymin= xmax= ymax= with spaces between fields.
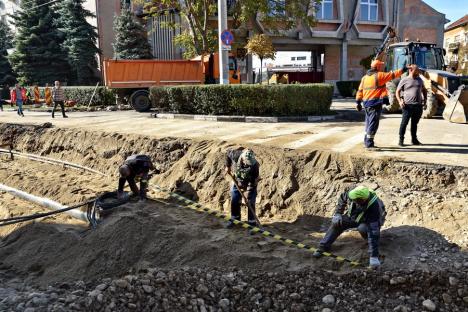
xmin=443 ymin=87 xmax=468 ymax=124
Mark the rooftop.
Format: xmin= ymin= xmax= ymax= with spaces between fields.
xmin=445 ymin=14 xmax=468 ymax=31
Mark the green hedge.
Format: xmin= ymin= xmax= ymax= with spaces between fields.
xmin=150 ymin=84 xmax=333 ymax=116
xmin=21 ymin=86 xmax=116 ymax=106
xmin=336 ymin=81 xmax=360 ymax=97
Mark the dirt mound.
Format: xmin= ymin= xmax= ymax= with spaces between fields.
xmin=1 ymin=267 xmax=467 ymax=312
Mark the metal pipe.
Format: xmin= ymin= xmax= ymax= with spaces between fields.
xmin=0 ymin=183 xmax=89 ymax=223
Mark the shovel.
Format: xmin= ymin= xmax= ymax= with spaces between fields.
xmin=227 ymin=172 xmax=262 ymax=227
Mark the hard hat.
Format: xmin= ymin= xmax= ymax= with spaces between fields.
xmin=371 ymin=60 xmax=385 ymax=69
xmin=239 ymin=148 xmax=257 ymax=166
xmin=348 ymin=186 xmax=370 ymax=201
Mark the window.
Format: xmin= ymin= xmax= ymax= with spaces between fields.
xmin=316 ymin=0 xmax=333 ymax=20
xmin=360 ymin=0 xmax=378 ymax=22
xmin=297 ymin=56 xmax=307 ymax=60
xmin=291 ymin=57 xmax=296 ymax=61
xmin=454 ymin=35 xmax=460 ymax=42
xmin=465 ymin=33 xmax=468 ymax=43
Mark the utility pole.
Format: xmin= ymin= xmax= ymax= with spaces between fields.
xmin=217 ymin=0 xmax=229 ymax=84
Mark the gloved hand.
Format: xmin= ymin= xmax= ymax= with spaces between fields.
xmin=356 ymin=101 xmax=363 ymax=112
xmin=331 ymin=214 xmax=342 ymax=226
xmin=369 ymin=257 xmax=381 ymax=268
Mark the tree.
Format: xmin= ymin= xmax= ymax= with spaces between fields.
xmin=0 ymin=21 xmax=15 ymax=85
xmin=56 ymin=0 xmax=100 ymax=85
xmin=245 ymin=34 xmax=275 ymax=83
xmin=113 ymin=8 xmax=153 ymax=59
xmin=9 ymin=0 xmax=70 ymax=85
xmin=135 ymin=0 xmax=318 ymax=58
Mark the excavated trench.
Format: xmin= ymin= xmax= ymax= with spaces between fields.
xmin=0 ymin=123 xmax=467 ymax=310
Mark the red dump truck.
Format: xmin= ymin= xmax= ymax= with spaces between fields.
xmin=103 ymin=54 xmax=240 ymax=112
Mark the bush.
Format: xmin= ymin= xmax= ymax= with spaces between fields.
xmin=336 ymin=81 xmax=361 ymax=97
xmin=150 ymin=84 xmax=333 ymax=116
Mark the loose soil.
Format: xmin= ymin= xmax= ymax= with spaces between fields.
xmin=0 ymin=123 xmax=467 ymax=311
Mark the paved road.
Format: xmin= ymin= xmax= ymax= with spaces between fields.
xmin=1 ymin=100 xmax=467 ymax=167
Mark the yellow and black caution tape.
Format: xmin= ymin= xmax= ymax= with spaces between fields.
xmin=150 ymin=184 xmax=361 ymax=267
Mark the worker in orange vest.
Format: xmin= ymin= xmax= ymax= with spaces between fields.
xmin=44 ymin=83 xmax=52 ymax=106
xmin=356 ymin=60 xmax=407 ymax=148
xmin=33 ymin=85 xmax=40 ymax=105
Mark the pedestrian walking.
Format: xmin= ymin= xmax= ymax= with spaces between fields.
xmin=313 ymin=185 xmax=386 ymax=269
xmin=356 ymin=60 xmax=407 ymax=148
xmin=224 ymin=147 xmax=260 ymax=228
xmin=396 ymin=65 xmax=427 ymax=146
xmin=10 ymin=84 xmax=25 ymax=117
xmin=52 ymin=80 xmax=68 ymax=118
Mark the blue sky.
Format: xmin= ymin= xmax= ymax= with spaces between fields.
xmin=423 ymin=0 xmax=468 ymax=25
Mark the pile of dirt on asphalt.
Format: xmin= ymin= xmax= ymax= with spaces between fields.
xmin=0 ymin=123 xmax=467 ymax=288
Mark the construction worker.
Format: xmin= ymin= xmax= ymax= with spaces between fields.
xmin=313 ymin=185 xmax=386 ymax=269
xmin=224 ymin=148 xmax=260 ymax=228
xmin=44 ymin=84 xmax=52 ymax=106
xmin=396 ymin=65 xmax=427 ymax=146
xmin=118 ymin=154 xmax=155 ymax=201
xmin=356 ymin=60 xmax=407 ymax=148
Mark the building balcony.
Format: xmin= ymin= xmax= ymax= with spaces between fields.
xmin=448 ymin=42 xmax=460 ymax=52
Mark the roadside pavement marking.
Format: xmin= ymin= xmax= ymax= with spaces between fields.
xmin=332 ymin=132 xmax=363 ymax=153
xmin=284 ymin=127 xmax=346 ymax=149
xmin=219 ymin=124 xmax=278 ymax=141
xmin=248 ymin=127 xmax=315 ymax=144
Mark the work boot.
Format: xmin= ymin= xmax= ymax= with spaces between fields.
xmin=369 ymin=257 xmax=381 ymax=269
xmin=412 ymin=139 xmax=422 ymax=145
xmin=226 ymin=220 xmax=236 ymax=229
xmin=398 ymin=139 xmax=404 ymax=147
xmin=312 ymin=249 xmax=324 ymax=258
xmin=63 ymin=115 xmax=68 ymax=118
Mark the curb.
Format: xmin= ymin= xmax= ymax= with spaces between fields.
xmin=151 ymin=113 xmax=340 ymax=123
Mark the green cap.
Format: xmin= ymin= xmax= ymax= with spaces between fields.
xmin=348 ymin=186 xmax=370 ymax=201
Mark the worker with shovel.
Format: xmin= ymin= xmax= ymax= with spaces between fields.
xmin=313 ymin=186 xmax=386 ymax=269
xmin=224 ymin=148 xmax=260 ymax=228
xmin=118 ymin=154 xmax=155 ymax=201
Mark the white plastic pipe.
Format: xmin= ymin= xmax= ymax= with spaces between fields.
xmin=0 ymin=183 xmax=88 ymax=222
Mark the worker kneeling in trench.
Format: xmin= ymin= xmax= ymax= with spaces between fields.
xmin=117 ymin=154 xmax=156 ymax=201
xmin=313 ymin=186 xmax=386 ymax=269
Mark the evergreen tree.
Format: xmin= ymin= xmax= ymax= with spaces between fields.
xmin=113 ymin=8 xmax=152 ymax=59
xmin=9 ymin=0 xmax=70 ymax=85
xmin=0 ymin=21 xmax=15 ymax=85
xmin=56 ymin=0 xmax=100 ymax=85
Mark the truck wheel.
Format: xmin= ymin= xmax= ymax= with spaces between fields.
xmin=130 ymin=90 xmax=151 ymax=112
xmin=422 ymin=93 xmax=438 ymax=118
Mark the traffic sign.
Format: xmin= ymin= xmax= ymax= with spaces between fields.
xmin=220 ymin=29 xmax=234 ymax=45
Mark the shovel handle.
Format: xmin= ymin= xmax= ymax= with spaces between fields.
xmin=227 ymin=172 xmax=261 ymax=226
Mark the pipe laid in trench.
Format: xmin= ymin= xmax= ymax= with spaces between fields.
xmin=0 ymin=149 xmax=106 ymax=176
xmin=0 ymin=183 xmax=89 ymax=223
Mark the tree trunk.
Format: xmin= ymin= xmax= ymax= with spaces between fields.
xmin=259 ymin=57 xmax=263 ymax=84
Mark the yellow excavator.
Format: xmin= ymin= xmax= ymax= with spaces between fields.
xmin=373 ymin=27 xmax=468 ymax=123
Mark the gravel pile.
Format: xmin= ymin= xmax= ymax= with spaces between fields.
xmin=1 ymin=267 xmax=467 ymax=312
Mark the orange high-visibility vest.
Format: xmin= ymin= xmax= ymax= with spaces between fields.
xmin=34 ymin=86 xmax=40 ymax=104
xmin=45 ymin=87 xmax=52 ymax=106
xmin=356 ymin=69 xmax=403 ymax=107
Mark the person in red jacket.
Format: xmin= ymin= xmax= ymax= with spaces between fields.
xmin=10 ymin=84 xmax=25 ymax=117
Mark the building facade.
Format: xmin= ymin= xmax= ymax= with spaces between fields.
xmin=0 ymin=0 xmax=20 ymax=31
xmin=444 ymin=15 xmax=468 ymax=75
xmin=246 ymin=0 xmax=447 ymax=85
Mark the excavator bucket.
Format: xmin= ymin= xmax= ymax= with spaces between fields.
xmin=443 ymin=86 xmax=468 ymax=124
